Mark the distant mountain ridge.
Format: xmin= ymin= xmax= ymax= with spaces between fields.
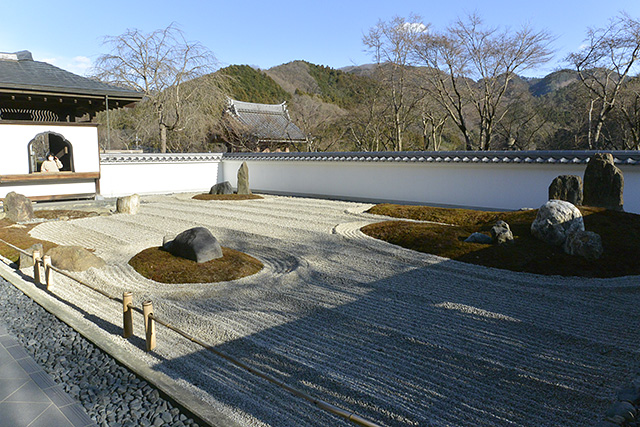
xmin=217 ymin=61 xmax=580 ymax=108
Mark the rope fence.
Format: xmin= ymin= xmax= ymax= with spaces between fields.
xmin=0 ymin=237 xmax=382 ymax=427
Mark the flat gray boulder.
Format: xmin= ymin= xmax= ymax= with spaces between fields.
xmin=209 ymin=181 xmax=233 ymax=195
xmin=116 ymin=194 xmax=140 ymax=214
xmin=583 ymin=153 xmax=624 ymax=210
xmin=162 ymin=227 xmax=223 ymax=263
xmin=491 ymin=220 xmax=514 ymax=245
xmin=549 ymin=175 xmax=583 ymax=206
xmin=19 ymin=243 xmax=44 ymax=269
xmin=45 ymin=246 xmax=106 ymax=272
xmin=564 ymin=230 xmax=603 ymax=260
xmin=531 ymin=200 xmax=585 ymax=246
xmin=464 ymin=232 xmax=493 ymax=244
xmin=3 ymin=192 xmax=34 ymax=222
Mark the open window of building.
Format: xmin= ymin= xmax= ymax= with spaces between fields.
xmin=28 ymin=132 xmax=74 ymax=173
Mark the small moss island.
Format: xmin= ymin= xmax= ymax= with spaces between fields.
xmin=362 ymin=203 xmax=640 ymax=278
xmin=128 ymin=246 xmax=263 ymax=284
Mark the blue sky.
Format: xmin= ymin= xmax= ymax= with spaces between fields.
xmin=2 ymin=0 xmax=639 ymax=78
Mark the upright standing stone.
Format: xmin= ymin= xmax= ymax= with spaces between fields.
xmin=3 ymin=192 xmax=34 ymax=222
xmin=549 ymin=175 xmax=583 ymax=206
xmin=237 ymin=162 xmax=252 ymax=195
xmin=583 ymin=153 xmax=624 ymax=210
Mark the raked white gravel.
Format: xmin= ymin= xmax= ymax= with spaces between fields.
xmin=28 ymin=193 xmax=640 ymax=426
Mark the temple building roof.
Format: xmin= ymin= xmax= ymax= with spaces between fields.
xmin=0 ymin=51 xmax=143 ymax=121
xmin=226 ymin=98 xmax=307 ymax=143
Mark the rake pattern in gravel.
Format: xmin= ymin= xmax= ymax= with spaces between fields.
xmin=27 ymin=194 xmax=640 ymax=426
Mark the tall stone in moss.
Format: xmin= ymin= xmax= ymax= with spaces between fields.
xmin=583 ymin=153 xmax=624 ymax=210
xmin=237 ymin=162 xmax=252 ymax=195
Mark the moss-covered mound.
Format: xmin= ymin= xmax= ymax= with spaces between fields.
xmin=362 ymin=204 xmax=640 ymax=278
xmin=129 ymin=246 xmax=263 ymax=284
xmin=192 ymin=194 xmax=263 ymax=201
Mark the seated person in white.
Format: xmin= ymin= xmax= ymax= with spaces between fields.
xmin=41 ymin=153 xmax=63 ymax=172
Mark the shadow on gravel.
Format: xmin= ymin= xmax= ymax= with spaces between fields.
xmin=12 ymin=267 xmax=152 ymax=353
xmin=146 ymin=261 xmax=634 ymax=426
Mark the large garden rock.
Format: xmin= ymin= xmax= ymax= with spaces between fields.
xmin=583 ymin=153 xmax=624 ymax=210
xmin=209 ymin=181 xmax=233 ymax=195
xmin=491 ymin=220 xmax=514 ymax=244
xmin=237 ymin=162 xmax=251 ymax=195
xmin=45 ymin=246 xmax=106 ymax=271
xmin=3 ymin=192 xmax=34 ymax=222
xmin=563 ymin=230 xmax=603 ymax=260
xmin=162 ymin=227 xmax=223 ymax=263
xmin=549 ymin=175 xmax=583 ymax=206
xmin=116 ymin=194 xmax=140 ymax=214
xmin=531 ymin=200 xmax=585 ymax=246
xmin=19 ymin=243 xmax=44 ymax=269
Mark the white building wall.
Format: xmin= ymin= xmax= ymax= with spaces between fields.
xmin=220 ymin=158 xmax=640 ymax=214
xmin=0 ymin=123 xmax=100 ymax=174
xmin=0 ymin=123 xmax=100 ymax=199
xmin=99 ymin=153 xmax=222 ymax=198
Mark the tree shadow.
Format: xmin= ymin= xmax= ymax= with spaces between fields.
xmin=145 ymin=259 xmax=635 ymax=426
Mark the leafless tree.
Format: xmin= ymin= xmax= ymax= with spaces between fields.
xmin=618 ymin=76 xmax=640 ymax=149
xmin=363 ymin=15 xmax=427 ymax=151
xmin=413 ymin=13 xmax=554 ymax=150
xmin=567 ymin=12 xmax=640 ymax=149
xmin=93 ymin=23 xmax=225 ymax=152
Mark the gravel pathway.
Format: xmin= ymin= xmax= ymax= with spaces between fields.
xmin=24 ymin=193 xmax=640 ymax=426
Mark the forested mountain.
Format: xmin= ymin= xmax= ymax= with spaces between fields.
xmin=99 ymin=59 xmax=640 ymax=153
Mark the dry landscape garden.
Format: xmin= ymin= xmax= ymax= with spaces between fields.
xmin=0 ymin=185 xmax=638 ymax=426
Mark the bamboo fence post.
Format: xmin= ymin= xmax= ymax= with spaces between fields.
xmin=123 ymin=292 xmax=133 ymax=338
xmin=32 ymin=250 xmax=41 ymax=285
xmin=143 ymin=300 xmax=156 ymax=351
xmin=43 ymin=255 xmax=52 ymax=290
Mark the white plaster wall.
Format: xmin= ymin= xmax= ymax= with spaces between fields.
xmin=221 ymin=159 xmax=640 ymax=214
xmin=0 ymin=123 xmax=100 ymax=174
xmin=99 ymin=160 xmax=220 ymax=198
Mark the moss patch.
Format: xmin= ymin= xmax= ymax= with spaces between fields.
xmin=192 ymin=194 xmax=264 ymax=201
xmin=362 ymin=204 xmax=640 ymax=278
xmin=128 ymin=246 xmax=263 ymax=284
xmin=0 ymin=210 xmax=97 ymax=263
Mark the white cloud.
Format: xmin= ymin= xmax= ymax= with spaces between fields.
xmin=41 ymin=55 xmax=93 ymax=76
xmin=401 ymin=22 xmax=428 ymax=34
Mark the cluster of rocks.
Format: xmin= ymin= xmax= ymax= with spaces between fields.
xmin=536 ymin=152 xmax=625 ymax=260
xmin=549 ymin=152 xmax=624 ymax=211
xmin=465 ymin=221 xmax=514 ymax=245
xmin=531 ymin=199 xmax=603 ymax=260
xmin=465 ymin=153 xmax=624 ymax=260
xmin=209 ymin=161 xmax=252 ymax=195
xmin=0 ymin=277 xmax=202 ymax=427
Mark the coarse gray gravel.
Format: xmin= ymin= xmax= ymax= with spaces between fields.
xmin=22 ymin=193 xmax=640 ymax=426
xmin=0 ymin=276 xmax=202 ymax=427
